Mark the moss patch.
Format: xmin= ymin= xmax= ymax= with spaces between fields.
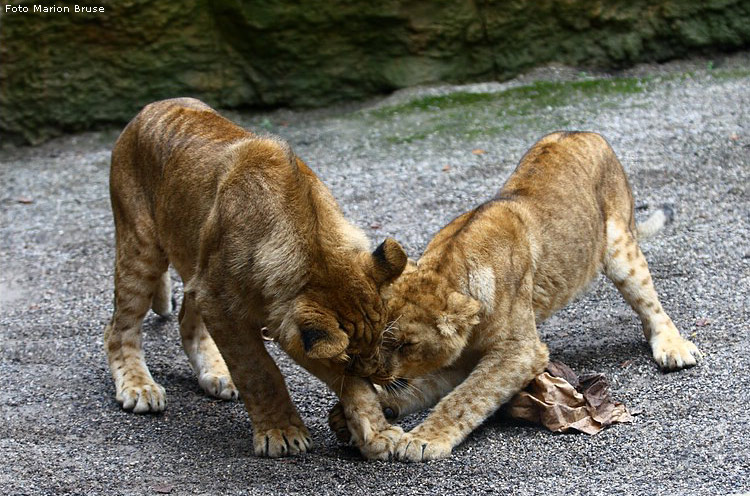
xmin=371 ymin=76 xmax=650 ymax=144
xmin=3 ymin=0 xmax=750 ymax=144
xmin=373 ymin=77 xmax=647 ymax=117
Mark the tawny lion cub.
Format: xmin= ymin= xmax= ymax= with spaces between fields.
xmin=104 ymin=98 xmax=407 ymax=458
xmin=363 ymin=131 xmax=701 ymax=462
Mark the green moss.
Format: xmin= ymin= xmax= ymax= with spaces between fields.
xmin=372 ymin=77 xmax=647 ymax=118
xmin=709 ymin=67 xmax=750 ymax=79
xmin=372 ymin=76 xmax=648 ymax=144
xmin=2 ymin=0 xmax=749 ymax=144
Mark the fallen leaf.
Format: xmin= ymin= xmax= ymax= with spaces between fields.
xmin=442 ymin=164 xmax=451 ymax=172
xmin=504 ymin=361 xmax=633 ymax=435
xmin=545 ymin=361 xmax=579 ymax=389
xmin=16 ymin=197 xmax=34 ymax=204
xmin=471 ymin=149 xmax=486 ymax=155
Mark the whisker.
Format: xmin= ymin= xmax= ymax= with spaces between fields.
xmin=382 ymin=315 xmax=403 ymax=335
xmin=385 ymin=377 xmax=423 ymax=405
xmin=403 ymin=381 xmax=424 ymax=402
xmin=331 ymin=375 xmax=346 ymax=398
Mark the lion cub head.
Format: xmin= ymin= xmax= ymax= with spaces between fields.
xmin=287 ymin=238 xmax=408 ymax=363
xmin=347 ymin=267 xmax=481 ymax=383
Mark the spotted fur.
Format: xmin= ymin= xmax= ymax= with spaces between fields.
xmin=358 ymin=131 xmax=701 ymax=462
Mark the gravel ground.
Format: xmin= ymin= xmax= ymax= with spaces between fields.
xmin=1 ymin=52 xmax=749 ymax=496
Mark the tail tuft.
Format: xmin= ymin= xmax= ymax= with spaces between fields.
xmin=635 ymin=204 xmax=674 ymax=240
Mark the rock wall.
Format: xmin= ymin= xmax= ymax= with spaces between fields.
xmin=2 ymin=0 xmax=749 ymax=144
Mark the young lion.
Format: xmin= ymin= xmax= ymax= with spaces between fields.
xmin=348 ymin=131 xmax=701 ymax=462
xmin=104 ymin=98 xmax=407 ymax=458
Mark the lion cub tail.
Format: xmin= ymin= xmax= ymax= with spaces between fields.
xmin=635 ymin=204 xmax=675 ymax=240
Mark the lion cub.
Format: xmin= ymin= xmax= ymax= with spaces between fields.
xmin=360 ymin=131 xmax=701 ymax=462
xmin=104 ymin=98 xmax=407 ymax=458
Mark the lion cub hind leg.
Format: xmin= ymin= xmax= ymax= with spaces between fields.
xmin=178 ymin=294 xmax=238 ymax=400
xmin=604 ymin=219 xmax=701 ymax=370
xmin=104 ymin=232 xmax=169 ymax=413
xmin=151 ymin=271 xmax=174 ymax=317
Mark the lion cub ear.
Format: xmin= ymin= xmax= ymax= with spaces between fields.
xmin=365 ymin=238 xmax=408 ymax=286
xmin=437 ymin=292 xmax=482 ymax=336
xmin=294 ymin=298 xmax=349 ymax=360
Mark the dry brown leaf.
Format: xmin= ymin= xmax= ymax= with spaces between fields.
xmin=471 ymin=148 xmax=486 ymax=155
xmin=545 ymin=360 xmax=579 ymax=388
xmin=504 ymin=361 xmax=632 ymax=435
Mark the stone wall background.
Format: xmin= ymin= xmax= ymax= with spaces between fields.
xmin=2 ymin=0 xmax=749 ymax=144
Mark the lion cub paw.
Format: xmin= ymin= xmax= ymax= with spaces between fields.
xmin=359 ymin=425 xmax=404 ymax=461
xmin=651 ymin=333 xmax=702 ymax=370
xmin=395 ymin=432 xmax=452 ymax=462
xmin=327 ymin=402 xmax=352 ymax=444
xmin=118 ymin=380 xmax=167 ymax=413
xmin=198 ymin=372 xmax=238 ymax=401
xmin=253 ymin=425 xmax=312 ymax=458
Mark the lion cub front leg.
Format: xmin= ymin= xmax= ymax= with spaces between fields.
xmin=604 ymin=219 xmax=701 ymax=370
xmin=178 ymin=294 xmax=238 ymax=400
xmin=334 ymin=377 xmax=404 ymax=460
xmin=197 ymin=303 xmax=311 ymax=457
xmin=396 ymin=337 xmax=548 ymax=462
xmin=331 ymin=367 xmax=468 ymax=431
xmin=328 ymin=367 xmax=468 ymax=452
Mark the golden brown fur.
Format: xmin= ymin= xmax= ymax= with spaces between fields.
xmin=347 ymin=131 xmax=700 ymax=461
xmin=104 ymin=98 xmax=407 ymax=458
